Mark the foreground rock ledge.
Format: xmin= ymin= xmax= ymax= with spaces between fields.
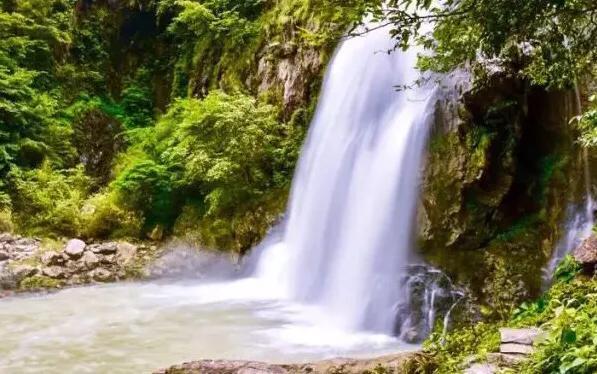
xmin=155 ymin=353 xmax=417 ymax=374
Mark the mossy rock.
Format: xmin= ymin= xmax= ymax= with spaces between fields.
xmin=19 ymin=275 xmax=62 ymax=290
xmin=418 ymin=76 xmax=579 ymax=315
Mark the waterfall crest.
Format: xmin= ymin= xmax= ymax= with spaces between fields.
xmin=255 ymin=26 xmax=438 ymax=334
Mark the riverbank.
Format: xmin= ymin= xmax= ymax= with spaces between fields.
xmin=0 ymin=232 xmax=160 ymax=295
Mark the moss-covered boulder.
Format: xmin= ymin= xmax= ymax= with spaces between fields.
xmin=418 ymin=70 xmax=583 ymax=317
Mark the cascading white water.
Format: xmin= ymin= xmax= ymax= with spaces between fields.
xmin=256 ymin=26 xmax=437 ymax=334
xmin=0 ymin=21 xmax=447 ymax=374
xmin=543 ymin=86 xmax=595 ymax=283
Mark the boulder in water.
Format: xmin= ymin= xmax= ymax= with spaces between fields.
xmin=573 ymin=235 xmax=597 ymax=275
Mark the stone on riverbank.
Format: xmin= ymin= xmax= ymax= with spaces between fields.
xmin=82 ymin=251 xmax=100 ymax=270
xmin=0 ymin=233 xmax=160 ymax=292
xmin=499 ymin=327 xmax=543 ymax=345
xmin=64 ymin=239 xmax=86 ymax=258
xmin=573 ymin=235 xmax=597 ymax=275
xmin=42 ymin=266 xmax=66 ymax=279
xmin=90 ymin=268 xmax=114 ymax=282
xmin=41 ymin=251 xmax=63 ymax=266
xmin=464 ymin=328 xmax=545 ymax=373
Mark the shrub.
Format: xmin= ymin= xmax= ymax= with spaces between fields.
xmin=0 ymin=208 xmax=14 ymax=233
xmin=7 ymin=162 xmax=91 ymax=236
xmin=80 ymin=191 xmax=143 ymax=239
xmin=517 ymin=277 xmax=597 ymax=374
xmin=423 ymin=322 xmax=500 ymax=374
xmin=156 ymin=91 xmax=299 ymax=216
xmin=112 ymin=158 xmax=176 ymax=231
xmin=423 ymin=256 xmax=596 ymax=374
xmin=19 ymin=276 xmax=62 ymax=290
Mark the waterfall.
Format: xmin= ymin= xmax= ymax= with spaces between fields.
xmin=543 ymin=86 xmax=595 ymax=283
xmin=254 ymin=26 xmax=438 ymax=335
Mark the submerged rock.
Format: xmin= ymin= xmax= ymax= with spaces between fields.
xmin=573 ymin=235 xmax=597 ymax=275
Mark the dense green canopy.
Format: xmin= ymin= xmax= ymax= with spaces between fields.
xmin=0 ymin=0 xmax=594 ymax=244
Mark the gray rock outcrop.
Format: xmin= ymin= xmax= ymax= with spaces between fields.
xmin=573 ymin=235 xmax=597 ymax=275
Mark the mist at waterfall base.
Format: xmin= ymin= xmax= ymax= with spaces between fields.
xmin=0 ymin=27 xmax=450 ymax=373
xmin=543 ymin=196 xmax=594 ymax=285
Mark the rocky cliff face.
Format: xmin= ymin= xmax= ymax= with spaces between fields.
xmin=74 ymin=1 xmax=341 ymax=124
xmin=417 ymin=70 xmax=583 ymax=317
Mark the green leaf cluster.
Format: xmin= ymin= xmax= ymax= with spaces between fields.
xmin=106 ymin=91 xmax=303 ymax=250
xmin=424 ymin=256 xmax=597 ymax=374
xmin=380 ymin=0 xmax=597 ymax=89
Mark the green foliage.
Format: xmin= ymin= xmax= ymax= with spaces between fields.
xmin=80 ymin=191 xmax=143 ymax=239
xmin=0 ymin=1 xmax=75 ymax=176
xmin=109 ymin=91 xmax=302 ymax=250
xmin=71 ymin=106 xmax=126 ymax=186
xmin=0 ymin=0 xmax=377 ymax=247
xmin=378 ymin=0 xmax=597 ymax=89
xmin=156 ymin=91 xmax=299 ymax=215
xmin=7 ymin=162 xmax=91 ymax=237
xmin=554 ymin=255 xmax=583 ymax=283
xmin=423 ymin=322 xmax=500 ymax=373
xmin=113 ymin=158 xmax=175 ymax=230
xmin=19 ymin=275 xmax=62 ymax=290
xmin=0 ymin=208 xmax=13 ymax=232
xmin=573 ymin=94 xmax=597 ymax=148
xmin=427 ymin=257 xmax=596 ymax=374
xmin=516 ymin=276 xmax=597 ymax=374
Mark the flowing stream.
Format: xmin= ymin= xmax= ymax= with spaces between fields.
xmin=0 ymin=27 xmax=438 ymax=373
